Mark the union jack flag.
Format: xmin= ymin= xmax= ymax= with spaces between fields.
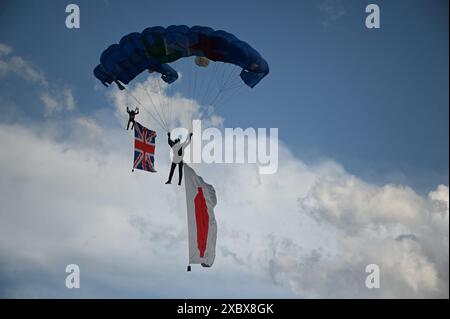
xmin=133 ymin=122 xmax=157 ymax=173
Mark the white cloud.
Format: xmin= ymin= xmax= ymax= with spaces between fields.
xmin=293 ymin=176 xmax=449 ymax=297
xmin=0 ymin=42 xmax=75 ymax=115
xmin=0 ymin=43 xmax=12 ymax=57
xmin=40 ymin=93 xmax=59 ymax=115
xmin=0 ymin=60 xmax=8 ymax=75
xmin=0 ymin=43 xmax=48 ymax=86
xmin=0 ymin=101 xmax=447 ymax=298
xmin=8 ymin=56 xmax=48 ymax=86
xmin=318 ymin=0 xmax=348 ymax=28
xmin=40 ymin=88 xmax=76 ymax=116
xmin=64 ymin=88 xmax=76 ymax=111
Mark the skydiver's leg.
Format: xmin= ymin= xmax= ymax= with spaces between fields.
xmin=165 ymin=163 xmax=176 ymax=184
xmin=131 ymin=120 xmax=135 ymax=130
xmin=178 ymin=161 xmax=183 ymax=185
xmin=127 ymin=119 xmax=131 ymax=130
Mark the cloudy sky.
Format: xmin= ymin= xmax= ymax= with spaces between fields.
xmin=0 ymin=0 xmax=448 ymax=298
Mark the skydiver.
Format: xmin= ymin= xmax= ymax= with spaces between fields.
xmin=165 ymin=132 xmax=193 ymax=185
xmin=126 ymin=106 xmax=139 ymax=130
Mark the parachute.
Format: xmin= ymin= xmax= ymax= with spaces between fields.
xmin=93 ymin=25 xmax=269 ymax=131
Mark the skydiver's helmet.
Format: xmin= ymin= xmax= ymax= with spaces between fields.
xmin=195 ymin=56 xmax=210 ymax=67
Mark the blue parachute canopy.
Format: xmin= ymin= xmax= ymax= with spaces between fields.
xmin=93 ymin=25 xmax=269 ymax=90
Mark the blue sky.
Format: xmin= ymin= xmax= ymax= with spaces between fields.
xmin=0 ymin=0 xmax=448 ymax=298
xmin=0 ymin=0 xmax=447 ymax=193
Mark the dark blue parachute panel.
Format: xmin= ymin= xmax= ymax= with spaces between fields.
xmin=93 ymin=25 xmax=269 ymax=90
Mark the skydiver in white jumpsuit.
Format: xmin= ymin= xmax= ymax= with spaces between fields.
xmin=165 ymin=132 xmax=193 ymax=185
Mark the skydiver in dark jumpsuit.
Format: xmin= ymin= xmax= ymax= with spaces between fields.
xmin=126 ymin=106 xmax=139 ymax=130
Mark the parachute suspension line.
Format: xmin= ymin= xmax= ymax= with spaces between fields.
xmin=191 ymin=61 xmax=199 ymax=103
xmin=165 ymin=72 xmax=173 ymax=131
xmin=158 ymin=75 xmax=171 ymax=131
xmin=222 ymin=68 xmax=246 ymax=94
xmin=124 ymin=86 xmax=168 ymax=132
xmin=209 ymin=62 xmax=226 ymax=105
xmin=203 ymin=63 xmax=225 ymax=108
xmin=217 ymin=67 xmax=226 ymax=88
xmin=220 ymin=65 xmax=241 ymax=91
xmin=195 ymin=64 xmax=205 ymax=106
xmin=197 ymin=62 xmax=209 ymax=106
xmin=207 ymin=64 xmax=237 ymax=108
xmin=221 ymin=79 xmax=245 ymax=97
xmin=123 ymin=87 xmax=144 ymax=109
xmin=223 ymin=64 xmax=238 ymax=89
xmin=153 ymin=74 xmax=171 ymax=132
xmin=152 ymin=76 xmax=167 ymax=130
xmin=169 ymin=60 xmax=182 ymax=130
xmin=214 ymin=82 xmax=246 ymax=109
xmin=201 ymin=64 xmax=244 ymax=109
xmin=210 ymin=66 xmax=246 ymax=109
xmin=156 ymin=74 xmax=172 ymax=131
xmin=149 ymin=75 xmax=167 ymax=130
xmin=200 ymin=62 xmax=219 ymax=107
xmin=218 ymin=62 xmax=230 ymax=88
xmin=185 ymin=59 xmax=199 ymax=132
xmin=190 ymin=60 xmax=200 ymax=127
xmin=142 ymin=80 xmax=169 ymax=132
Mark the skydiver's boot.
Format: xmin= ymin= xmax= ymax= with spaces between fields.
xmin=166 ymin=163 xmax=176 ymax=184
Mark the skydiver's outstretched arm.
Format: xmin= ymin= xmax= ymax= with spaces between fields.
xmin=167 ymin=132 xmax=175 ymax=147
xmin=126 ymin=106 xmax=130 ymax=114
xmin=182 ymin=132 xmax=193 ymax=149
xmin=135 ymin=107 xmax=139 ymax=114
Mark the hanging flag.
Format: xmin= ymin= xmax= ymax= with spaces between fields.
xmin=133 ymin=121 xmax=157 ymax=173
xmin=184 ymin=164 xmax=217 ymax=268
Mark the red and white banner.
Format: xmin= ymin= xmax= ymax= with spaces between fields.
xmin=184 ymin=164 xmax=217 ymax=267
